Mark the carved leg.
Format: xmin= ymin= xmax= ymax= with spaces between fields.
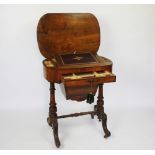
xmin=91 ymin=105 xmax=97 ymax=119
xmin=47 ymin=83 xmax=60 ymax=148
xmin=102 ymin=113 xmax=111 ymax=138
xmin=97 ymin=84 xmax=111 ymax=138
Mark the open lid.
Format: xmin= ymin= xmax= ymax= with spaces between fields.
xmin=37 ymin=13 xmax=100 ymax=58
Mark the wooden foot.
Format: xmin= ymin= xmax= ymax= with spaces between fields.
xmin=47 ymin=117 xmax=52 ymax=128
xmin=90 ymin=105 xmax=97 ymax=119
xmin=90 ymin=113 xmax=94 ymax=119
xmin=48 ymin=83 xmax=61 ymax=148
xmin=97 ymin=84 xmax=111 ymax=138
xmin=53 ymin=120 xmax=61 ymax=148
xmin=102 ymin=113 xmax=111 ymax=138
xmin=47 ymin=117 xmax=60 ymax=147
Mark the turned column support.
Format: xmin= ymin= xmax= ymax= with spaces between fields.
xmin=97 ymin=84 xmax=111 ymax=138
xmin=49 ymin=83 xmax=57 ymax=123
xmin=47 ymin=83 xmax=60 ymax=148
xmin=47 ymin=83 xmax=111 ymax=148
xmin=97 ymin=84 xmax=104 ymax=121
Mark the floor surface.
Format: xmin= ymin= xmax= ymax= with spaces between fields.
xmin=0 ymin=105 xmax=155 ymax=149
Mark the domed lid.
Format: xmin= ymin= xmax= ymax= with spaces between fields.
xmin=37 ymin=13 xmax=100 ymax=58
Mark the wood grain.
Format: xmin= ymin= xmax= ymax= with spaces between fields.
xmin=37 ymin=13 xmax=100 ymax=58
xmin=37 ymin=13 xmax=115 ymax=148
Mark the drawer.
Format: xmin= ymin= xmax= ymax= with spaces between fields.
xmin=61 ymin=71 xmax=116 ymax=101
xmin=62 ymin=71 xmax=116 ymax=84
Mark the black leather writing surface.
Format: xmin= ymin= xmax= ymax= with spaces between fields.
xmin=60 ymin=53 xmax=98 ymax=65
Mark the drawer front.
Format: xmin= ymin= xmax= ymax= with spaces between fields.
xmin=61 ymin=71 xmax=116 ymax=101
xmin=62 ymin=71 xmax=116 ymax=84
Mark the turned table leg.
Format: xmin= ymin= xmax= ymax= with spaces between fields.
xmin=97 ymin=84 xmax=111 ymax=138
xmin=47 ymin=83 xmax=60 ymax=148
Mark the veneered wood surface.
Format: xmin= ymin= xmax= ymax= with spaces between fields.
xmin=37 ymin=13 xmax=116 ymax=102
xmin=62 ymin=74 xmax=116 ymax=101
xmin=43 ymin=55 xmax=113 ymax=83
xmin=37 ymin=13 xmax=100 ymax=58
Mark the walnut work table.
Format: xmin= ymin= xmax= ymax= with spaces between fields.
xmin=37 ymin=13 xmax=116 ymax=148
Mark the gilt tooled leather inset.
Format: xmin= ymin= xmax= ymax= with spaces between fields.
xmin=60 ymin=53 xmax=98 ymax=65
